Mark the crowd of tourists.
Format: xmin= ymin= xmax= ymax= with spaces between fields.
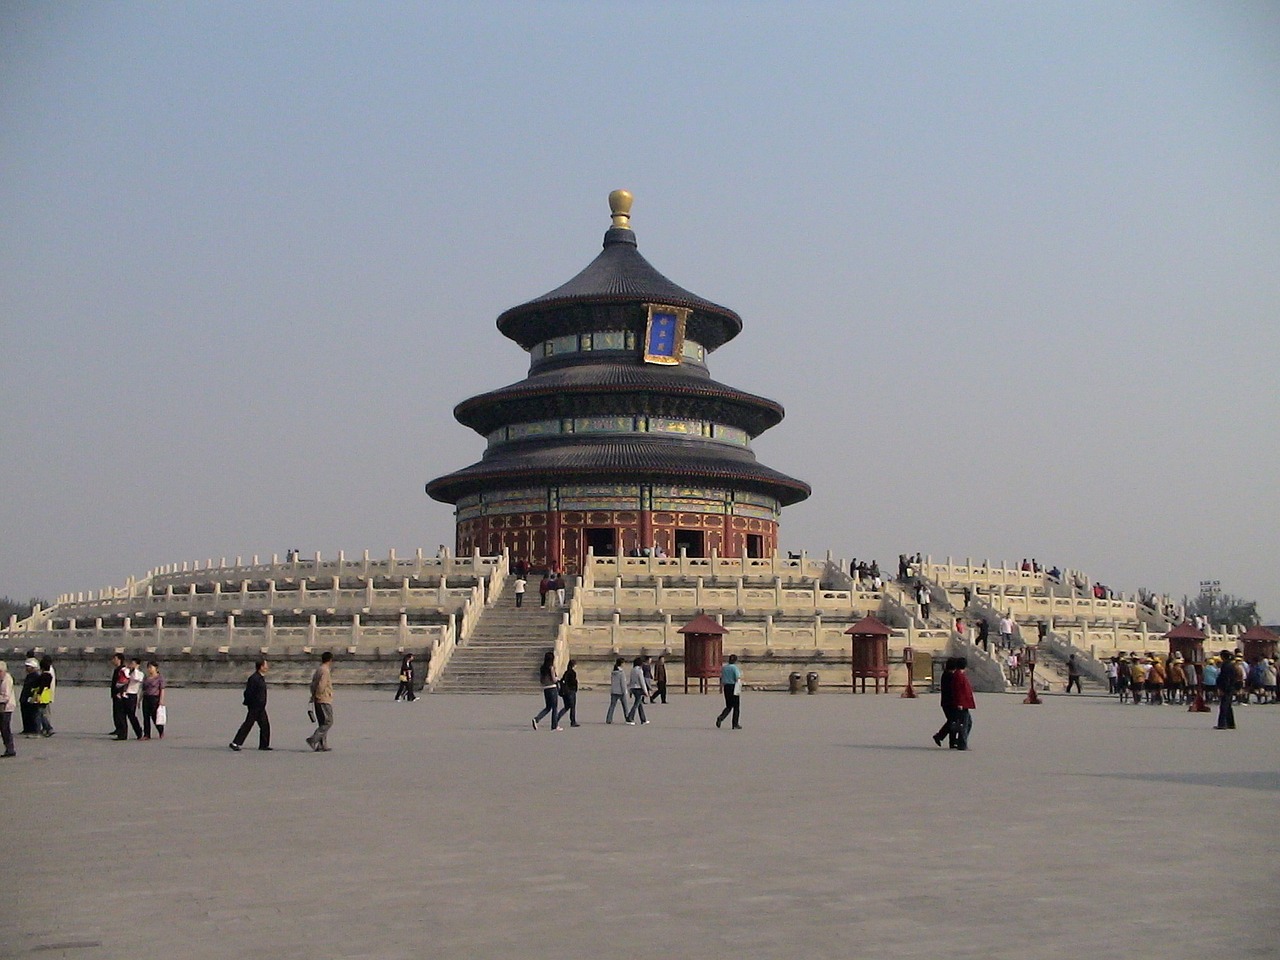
xmin=0 ymin=652 xmax=59 ymax=756
xmin=6 ymin=635 xmax=1271 ymax=760
xmin=1105 ymin=650 xmax=1277 ymax=707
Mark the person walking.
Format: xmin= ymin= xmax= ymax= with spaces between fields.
xmin=0 ymin=661 xmax=16 ymax=757
xmin=605 ymin=657 xmax=628 ymax=724
xmin=950 ymin=657 xmax=976 ymax=749
xmin=306 ymin=652 xmax=335 ymax=751
xmin=394 ymin=653 xmax=417 ymax=702
xmin=998 ymin=614 xmax=1014 ymax=650
xmin=932 ymin=658 xmax=959 ymax=746
xmin=976 ymin=619 xmax=990 ymax=652
xmin=715 ymin=654 xmax=743 ymax=729
xmin=1065 ymin=654 xmax=1082 ymax=694
xmin=32 ymin=659 xmax=55 ymax=738
xmin=916 ymin=582 xmax=931 ymax=621
xmin=229 ymin=659 xmax=271 ymax=751
xmin=559 ymin=658 xmax=580 ymax=727
xmin=19 ymin=658 xmax=40 ymax=736
xmin=649 ymin=654 xmax=668 ymax=704
xmin=538 ymin=574 xmax=550 ymax=608
xmin=625 ymin=656 xmax=650 ymax=725
xmin=1214 ymin=650 xmax=1241 ymax=730
xmin=140 ymin=660 xmax=166 ymax=740
xmin=554 ymin=574 xmax=566 ymax=608
xmin=532 ymin=651 xmax=562 ymax=730
xmin=122 ymin=657 xmax=145 ymax=739
xmin=109 ymin=652 xmax=130 ymax=740
xmin=514 ymin=576 xmax=527 ymax=608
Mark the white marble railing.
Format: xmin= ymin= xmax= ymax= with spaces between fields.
xmin=973 ymin=589 xmax=1143 ymax=624
xmin=6 ymin=620 xmax=451 ymax=655
xmin=564 ymin=613 xmax=951 ymax=654
xmin=46 ymin=582 xmax=476 ymax=622
xmin=54 ymin=548 xmax=500 ymax=605
xmin=1057 ymin=623 xmax=1242 ymax=658
xmin=576 ymin=578 xmax=883 ymax=618
xmin=921 ymin=558 xmax=1064 ymax=591
xmin=582 ymin=550 xmax=822 ymax=588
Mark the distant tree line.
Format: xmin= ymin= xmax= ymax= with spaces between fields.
xmin=1181 ymin=587 xmax=1259 ymax=629
xmin=0 ymin=596 xmax=50 ymax=624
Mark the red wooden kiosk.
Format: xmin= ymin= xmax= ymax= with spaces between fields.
xmin=845 ymin=615 xmax=891 ymax=693
xmin=1165 ymin=621 xmax=1209 ymax=712
xmin=1239 ymin=624 xmax=1279 ymax=666
xmin=680 ymin=614 xmax=727 ymax=693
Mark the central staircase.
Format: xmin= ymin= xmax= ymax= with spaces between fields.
xmin=432 ymin=584 xmax=563 ymax=693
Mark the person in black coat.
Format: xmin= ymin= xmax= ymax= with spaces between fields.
xmin=932 ymin=658 xmax=959 ymax=747
xmin=19 ymin=659 xmax=41 ymax=736
xmin=1214 ymin=650 xmax=1241 ymax=730
xmin=394 ymin=653 xmax=417 ymax=702
xmin=229 ymin=659 xmax=271 ymax=751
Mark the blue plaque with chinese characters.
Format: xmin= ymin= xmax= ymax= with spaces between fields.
xmin=643 ymin=304 xmax=688 ymax=365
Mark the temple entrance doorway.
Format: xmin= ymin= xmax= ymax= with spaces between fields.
xmin=746 ymin=534 xmax=763 ymax=558
xmin=585 ymin=527 xmax=617 ymax=557
xmin=674 ymin=529 xmax=705 ymax=558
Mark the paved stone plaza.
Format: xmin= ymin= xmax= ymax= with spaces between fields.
xmin=5 ymin=685 xmax=1277 ymax=959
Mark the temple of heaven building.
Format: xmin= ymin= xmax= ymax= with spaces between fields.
xmin=426 ymin=190 xmax=810 ymax=573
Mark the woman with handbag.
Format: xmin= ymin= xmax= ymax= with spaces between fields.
xmin=394 ymin=653 xmax=417 ymax=702
xmin=32 ymin=659 xmax=55 ymax=738
xmin=141 ymin=660 xmax=166 ymax=739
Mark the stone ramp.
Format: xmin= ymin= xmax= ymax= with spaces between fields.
xmin=432 ymin=583 xmax=563 ymax=693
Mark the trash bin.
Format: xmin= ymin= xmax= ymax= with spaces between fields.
xmin=788 ymin=672 xmax=802 ymax=694
xmin=806 ymin=671 xmax=820 ymax=694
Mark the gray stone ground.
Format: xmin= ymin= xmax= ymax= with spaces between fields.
xmin=4 ymin=685 xmax=1278 ymax=960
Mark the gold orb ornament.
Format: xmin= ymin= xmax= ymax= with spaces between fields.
xmin=609 ymin=189 xmax=633 ymax=229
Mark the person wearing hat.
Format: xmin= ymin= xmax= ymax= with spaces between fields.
xmin=0 ymin=661 xmax=15 ymax=756
xmin=18 ymin=658 xmax=41 ymax=735
xmin=1214 ymin=650 xmax=1241 ymax=729
xmin=1127 ymin=655 xmax=1145 ymax=706
xmin=1167 ymin=654 xmax=1187 ymax=705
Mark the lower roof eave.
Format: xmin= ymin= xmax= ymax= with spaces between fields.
xmin=425 ymin=468 xmax=810 ymax=509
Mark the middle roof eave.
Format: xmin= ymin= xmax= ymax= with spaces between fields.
xmin=453 ymin=364 xmax=786 ymax=435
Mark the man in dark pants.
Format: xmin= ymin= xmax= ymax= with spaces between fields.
xmin=230 ymin=659 xmax=272 ymax=751
xmin=109 ymin=653 xmax=130 ymax=740
xmin=1066 ymin=654 xmax=1083 ymax=694
xmin=933 ymin=658 xmax=958 ymax=746
xmin=1214 ymin=650 xmax=1240 ymax=730
xmin=649 ymin=654 xmax=668 ymax=704
xmin=715 ymin=654 xmax=742 ymax=729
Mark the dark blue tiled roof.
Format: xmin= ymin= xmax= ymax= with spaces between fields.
xmin=426 ymin=436 xmax=810 ymax=506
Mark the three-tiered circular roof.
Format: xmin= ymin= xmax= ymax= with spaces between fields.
xmin=426 ymin=191 xmax=810 ymax=508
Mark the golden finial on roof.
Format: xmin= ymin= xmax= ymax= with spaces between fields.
xmin=608 ymin=189 xmax=633 ymax=229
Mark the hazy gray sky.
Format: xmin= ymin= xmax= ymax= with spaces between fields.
xmin=3 ymin=3 xmax=1277 ymax=618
